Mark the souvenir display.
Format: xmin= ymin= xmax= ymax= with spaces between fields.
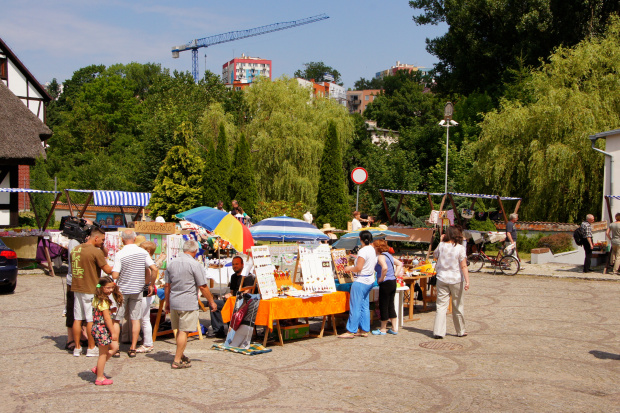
xmin=331 ymin=248 xmax=354 ymax=284
xmin=251 ymin=245 xmax=278 ymax=299
xmin=104 ymin=232 xmax=123 ymax=267
xmin=298 ymin=244 xmax=336 ymax=292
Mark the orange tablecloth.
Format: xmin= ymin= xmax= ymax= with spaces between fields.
xmin=222 ymin=291 xmax=349 ymax=331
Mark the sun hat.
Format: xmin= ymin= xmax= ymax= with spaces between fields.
xmin=320 ymin=223 xmax=338 ymax=232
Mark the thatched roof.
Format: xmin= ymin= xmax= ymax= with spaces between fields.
xmin=0 ymin=81 xmax=51 ymax=165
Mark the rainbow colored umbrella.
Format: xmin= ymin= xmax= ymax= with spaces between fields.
xmin=176 ymin=207 xmax=254 ymax=253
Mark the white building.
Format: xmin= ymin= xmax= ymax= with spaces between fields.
xmin=589 ymin=129 xmax=620 ymax=222
xmin=0 ymin=38 xmax=50 ymax=122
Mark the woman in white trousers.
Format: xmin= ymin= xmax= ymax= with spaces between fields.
xmin=432 ymin=226 xmax=470 ymax=339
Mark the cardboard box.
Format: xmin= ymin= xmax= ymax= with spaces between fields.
xmin=270 ymin=324 xmax=310 ymax=341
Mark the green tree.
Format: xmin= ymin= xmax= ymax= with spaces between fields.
xmin=29 ymin=156 xmax=55 ymax=227
xmin=472 ymin=18 xmax=620 ymax=222
xmin=212 ymin=123 xmax=231 ymax=207
xmin=315 ymin=122 xmax=349 ymax=229
xmin=243 ymin=76 xmax=354 ymax=207
xmin=410 ymin=0 xmax=620 ymax=98
xmin=149 ymin=122 xmax=204 ymax=220
xmin=353 ymin=77 xmax=384 ymax=91
xmin=138 ymin=70 xmax=227 ymax=191
xmin=202 ymin=136 xmax=218 ymax=207
xmin=229 ymin=134 xmax=258 ymax=216
xmin=294 ymin=61 xmax=342 ymax=85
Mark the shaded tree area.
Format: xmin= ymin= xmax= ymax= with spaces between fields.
xmin=410 ymin=0 xmax=620 ymax=99
xmin=471 ymin=18 xmax=620 ymax=222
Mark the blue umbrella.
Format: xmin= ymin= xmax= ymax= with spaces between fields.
xmin=250 ymin=216 xmax=329 ymax=242
xmin=332 ymin=227 xmax=409 ymax=250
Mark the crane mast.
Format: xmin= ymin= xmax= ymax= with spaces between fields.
xmin=172 ymin=14 xmax=329 ymax=82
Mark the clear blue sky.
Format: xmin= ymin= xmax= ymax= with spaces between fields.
xmin=1 ymin=0 xmax=447 ymax=89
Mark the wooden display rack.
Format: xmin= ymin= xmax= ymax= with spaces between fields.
xmin=152 ymin=297 xmax=207 ymax=342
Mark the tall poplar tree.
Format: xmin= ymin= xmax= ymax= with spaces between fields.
xmin=229 ymin=134 xmax=258 ymax=216
xmin=202 ymin=136 xmax=218 ymax=207
xmin=315 ymin=121 xmax=349 ymax=229
xmin=212 ymin=123 xmax=231 ymax=208
xmin=149 ymin=122 xmax=204 ymax=220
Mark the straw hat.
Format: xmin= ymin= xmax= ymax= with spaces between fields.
xmin=378 ymin=224 xmax=389 ymax=230
xmin=135 ymin=235 xmax=147 ymax=246
xmin=320 ymin=223 xmax=338 ymax=232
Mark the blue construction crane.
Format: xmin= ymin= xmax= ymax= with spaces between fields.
xmin=172 ymin=14 xmax=330 ymax=82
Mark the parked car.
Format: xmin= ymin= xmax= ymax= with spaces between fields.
xmin=0 ymin=239 xmax=18 ymax=293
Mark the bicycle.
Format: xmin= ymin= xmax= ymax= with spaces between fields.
xmin=467 ymin=240 xmax=520 ymax=276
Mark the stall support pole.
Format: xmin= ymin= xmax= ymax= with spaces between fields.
xmin=497 ymin=196 xmax=508 ymax=223
xmin=380 ymin=191 xmax=393 ymax=224
xmin=393 ymin=194 xmax=405 ymax=224
xmin=78 ymin=193 xmax=93 ymax=219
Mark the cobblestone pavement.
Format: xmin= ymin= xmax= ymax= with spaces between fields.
xmin=1 ymin=267 xmax=619 ymax=413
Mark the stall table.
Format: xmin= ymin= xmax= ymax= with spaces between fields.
xmin=222 ymin=291 xmax=349 ymax=346
xmin=402 ymin=274 xmax=437 ymax=320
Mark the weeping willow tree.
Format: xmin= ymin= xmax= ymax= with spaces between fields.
xmin=243 ymin=77 xmax=354 ymax=208
xmin=472 ymin=17 xmax=620 ymax=222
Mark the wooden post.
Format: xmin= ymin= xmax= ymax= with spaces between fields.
xmin=27 ymin=192 xmax=41 ymax=229
xmin=605 ymin=196 xmax=613 ymax=223
xmin=427 ymin=192 xmax=434 ymax=210
xmin=514 ymin=199 xmax=521 ymax=215
xmin=380 ymin=191 xmax=393 ymax=224
xmin=133 ymin=206 xmax=144 ymax=222
xmin=393 ymin=194 xmax=405 ymax=224
xmin=497 ymin=196 xmax=508 ymax=223
xmin=448 ymin=193 xmax=463 ymax=226
xmin=64 ymin=189 xmax=75 ymax=217
xmin=78 ymin=192 xmax=93 ymax=218
xmin=119 ymin=206 xmax=128 ymax=227
xmin=43 ymin=193 xmax=62 ymax=231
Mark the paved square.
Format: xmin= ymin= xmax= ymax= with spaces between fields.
xmin=1 ymin=272 xmax=619 ymax=412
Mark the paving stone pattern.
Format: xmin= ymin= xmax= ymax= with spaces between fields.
xmin=1 ymin=269 xmax=619 ymax=412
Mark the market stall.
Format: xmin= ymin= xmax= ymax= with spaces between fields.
xmin=63 ymin=189 xmax=151 ymax=226
xmin=0 ymin=188 xmax=62 ymax=276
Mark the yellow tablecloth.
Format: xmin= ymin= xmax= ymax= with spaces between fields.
xmin=222 ymin=291 xmax=349 ymax=331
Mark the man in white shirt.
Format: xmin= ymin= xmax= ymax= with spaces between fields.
xmin=351 ymin=211 xmax=362 ymax=231
xmin=111 ymin=229 xmax=158 ymax=357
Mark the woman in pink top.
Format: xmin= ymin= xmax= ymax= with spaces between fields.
xmin=432 ymin=226 xmax=470 ymax=339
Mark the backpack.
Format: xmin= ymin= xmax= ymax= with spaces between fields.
xmin=573 ymin=226 xmax=584 ymax=246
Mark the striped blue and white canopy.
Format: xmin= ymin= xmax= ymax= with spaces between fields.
xmin=250 ymin=216 xmax=329 ymax=242
xmin=0 ymin=188 xmax=60 ymax=193
xmin=379 ymin=189 xmax=521 ymax=201
xmin=380 ymin=189 xmax=445 ymax=196
xmin=67 ymin=189 xmax=151 ymax=207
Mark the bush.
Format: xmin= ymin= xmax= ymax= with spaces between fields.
xmin=517 ymin=232 xmax=545 ymax=253
xmin=467 ymin=217 xmax=497 ymax=231
xmin=537 ymin=233 xmax=574 ymax=253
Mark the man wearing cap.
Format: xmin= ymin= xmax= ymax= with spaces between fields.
xmin=111 ymin=229 xmax=159 ymax=357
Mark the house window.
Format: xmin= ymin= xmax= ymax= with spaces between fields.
xmin=365 ymin=95 xmax=369 ymax=101
xmin=0 ymin=58 xmax=7 ymax=80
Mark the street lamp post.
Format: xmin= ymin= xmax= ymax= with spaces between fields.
xmin=439 ymin=102 xmax=458 ymax=194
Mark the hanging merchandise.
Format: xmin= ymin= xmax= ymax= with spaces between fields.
xmin=429 ymin=210 xmax=440 ymax=224
xmin=104 ymin=232 xmax=123 ymax=267
xmin=461 ymin=209 xmax=474 ymax=219
xmin=446 ymin=209 xmax=455 ymax=225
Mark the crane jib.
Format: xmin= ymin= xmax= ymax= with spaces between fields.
xmin=171 ymin=13 xmax=330 ymax=83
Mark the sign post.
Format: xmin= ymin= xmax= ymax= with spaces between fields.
xmin=351 ymin=167 xmax=368 ymax=211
